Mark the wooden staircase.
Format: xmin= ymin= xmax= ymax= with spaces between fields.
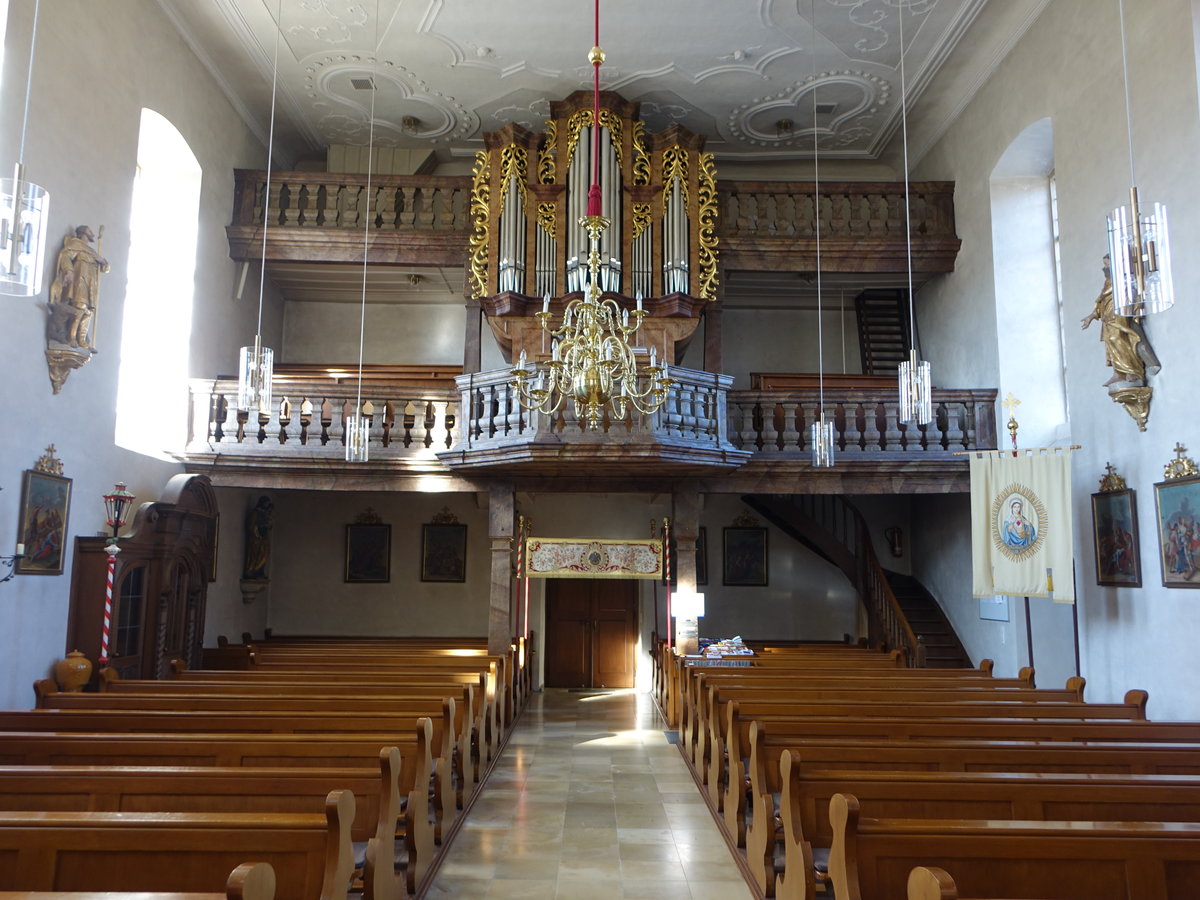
xmin=743 ymin=493 xmax=971 ymax=668
xmin=883 ymin=570 xmax=972 ymax=668
xmin=855 ymin=289 xmax=911 ymax=374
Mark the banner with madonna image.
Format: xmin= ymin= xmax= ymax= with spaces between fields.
xmin=970 ymin=450 xmax=1075 ymax=603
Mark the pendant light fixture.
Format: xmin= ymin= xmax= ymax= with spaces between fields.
xmin=237 ymin=0 xmax=283 ymax=416
xmin=346 ymin=3 xmax=380 ymax=463
xmin=1107 ymin=0 xmax=1174 ymax=316
xmin=809 ymin=0 xmax=834 ymax=467
xmin=895 ymin=4 xmax=932 ymax=426
xmin=0 ymin=0 xmax=50 ymax=296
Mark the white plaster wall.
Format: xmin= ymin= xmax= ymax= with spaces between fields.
xmin=722 ymin=308 xmax=861 ymax=388
xmin=263 ymin=491 xmax=490 ymax=637
xmin=283 ymin=301 xmax=465 ymax=364
xmin=0 ymin=0 xmax=278 ymax=707
xmin=912 ymin=0 xmax=1200 ymax=717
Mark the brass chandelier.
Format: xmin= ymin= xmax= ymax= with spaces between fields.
xmin=510 ymin=0 xmax=672 ymax=431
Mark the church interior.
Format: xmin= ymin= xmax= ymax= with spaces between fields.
xmin=2 ymin=0 xmax=1200 ymax=896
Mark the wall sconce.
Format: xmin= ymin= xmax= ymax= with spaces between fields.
xmin=0 ymin=543 xmax=25 ymax=585
xmin=885 ymin=526 xmax=903 ymax=558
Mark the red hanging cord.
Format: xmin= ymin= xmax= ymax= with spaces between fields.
xmin=587 ymin=0 xmax=603 ymax=217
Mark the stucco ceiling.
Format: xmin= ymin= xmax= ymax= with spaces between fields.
xmin=158 ymin=0 xmax=1051 ymax=171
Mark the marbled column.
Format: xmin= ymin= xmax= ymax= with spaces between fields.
xmin=672 ymin=488 xmax=702 ymax=656
xmin=704 ymin=290 xmax=723 ymax=374
xmin=488 ymin=483 xmax=515 ymax=656
xmin=463 ymin=298 xmax=483 ymax=375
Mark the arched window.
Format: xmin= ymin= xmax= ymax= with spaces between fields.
xmin=989 ymin=118 xmax=1069 ymax=444
xmin=116 ymin=109 xmax=201 ymax=456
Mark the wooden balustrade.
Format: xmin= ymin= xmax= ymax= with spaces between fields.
xmin=231 ymin=170 xmax=473 ymax=233
xmin=728 ymin=387 xmax=997 ymax=457
xmin=184 ymin=367 xmax=995 ymax=481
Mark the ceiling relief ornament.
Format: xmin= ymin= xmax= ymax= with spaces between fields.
xmin=305 ymin=55 xmax=477 ymax=144
xmin=727 ymin=70 xmax=888 ymax=152
xmin=286 ymin=0 xmax=369 ymax=45
xmin=825 ymin=0 xmax=937 ymax=54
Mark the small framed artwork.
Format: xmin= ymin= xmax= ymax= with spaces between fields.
xmin=723 ymin=526 xmax=768 ymax=586
xmin=1154 ymin=476 xmax=1200 ymax=588
xmin=345 ymin=523 xmax=391 ymax=583
xmin=664 ymin=527 xmax=709 ymax=587
xmin=1091 ymin=488 xmax=1141 ymax=587
xmin=15 ymin=469 xmax=72 ymax=576
xmin=422 ymin=523 xmax=467 ymax=582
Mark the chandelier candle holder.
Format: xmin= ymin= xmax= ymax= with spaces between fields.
xmin=895 ymin=7 xmax=933 ymax=426
xmin=1107 ymin=1 xmax=1174 ymax=316
xmin=100 ymin=482 xmax=135 ymax=666
xmin=512 ymin=217 xmax=673 ymax=430
xmin=236 ymin=0 xmax=284 ymax=415
xmin=0 ymin=0 xmax=50 ymax=296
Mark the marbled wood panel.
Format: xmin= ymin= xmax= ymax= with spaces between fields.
xmin=488 ymin=486 xmax=516 ymax=655
xmin=226 ymin=227 xmax=468 ymax=267
xmin=717 ymin=237 xmax=962 ymax=275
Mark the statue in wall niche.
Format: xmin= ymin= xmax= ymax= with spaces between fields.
xmin=242 ymin=496 xmax=275 ymax=582
xmin=44 ymin=225 xmax=109 ymax=394
xmin=1080 ymin=254 xmax=1160 ymax=430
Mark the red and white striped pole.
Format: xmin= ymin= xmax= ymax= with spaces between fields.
xmin=100 ymin=482 xmax=135 ymax=668
xmin=99 ymin=540 xmax=120 ymax=665
xmin=663 ymin=517 xmax=672 ymax=649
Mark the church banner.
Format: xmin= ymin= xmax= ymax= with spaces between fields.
xmin=970 ymin=450 xmax=1075 ymax=603
xmin=526 ymin=538 xmax=663 ymax=579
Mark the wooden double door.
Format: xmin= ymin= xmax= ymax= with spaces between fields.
xmin=543 ymin=578 xmax=637 ymax=689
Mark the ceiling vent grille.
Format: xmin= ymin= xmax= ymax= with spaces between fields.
xmin=815 ymin=102 xmax=837 ymax=115
xmin=350 ymin=77 xmax=376 ymax=91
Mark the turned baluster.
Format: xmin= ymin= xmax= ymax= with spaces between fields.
xmin=319 ymin=398 xmax=333 ymax=445
xmin=320 ymin=183 xmax=337 ymax=228
xmin=861 ymin=400 xmax=882 ymax=451
xmin=277 ymin=397 xmax=291 ymax=444
xmin=381 ymin=399 xmax=396 ymax=447
xmin=781 ymin=401 xmax=800 ymax=451
xmin=210 ymin=392 xmax=231 ymax=443
xmin=943 ymin=400 xmax=964 ymax=450
xmin=341 ymin=185 xmax=360 ymax=229
xmin=434 ymin=188 xmax=455 ymax=231
xmin=280 ymin=183 xmax=300 ymax=227
xmin=882 ymin=400 xmax=903 ymax=451
xmin=402 ymin=400 xmax=418 ymax=445
xmin=399 ymin=186 xmax=417 ymax=228
xmin=417 ymin=187 xmax=435 ymax=229
xmin=377 ymin=185 xmax=398 ymax=231
xmin=299 ymin=398 xmax=313 ymax=445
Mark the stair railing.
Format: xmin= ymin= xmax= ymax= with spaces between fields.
xmin=786 ymin=495 xmax=925 ymax=667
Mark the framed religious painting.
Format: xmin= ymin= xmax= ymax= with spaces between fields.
xmin=422 ymin=523 xmax=467 ymax=583
xmin=15 ymin=468 xmax=72 ymax=576
xmin=723 ymin=526 xmax=768 ymax=586
xmin=1154 ymin=476 xmax=1200 ymax=588
xmin=345 ymin=523 xmax=391 ymax=583
xmin=1091 ymin=488 xmax=1141 ymax=587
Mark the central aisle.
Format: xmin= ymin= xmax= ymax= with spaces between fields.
xmin=427 ymin=688 xmax=754 ymax=899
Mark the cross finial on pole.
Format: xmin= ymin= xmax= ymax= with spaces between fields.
xmin=1002 ymin=393 xmax=1021 ymax=455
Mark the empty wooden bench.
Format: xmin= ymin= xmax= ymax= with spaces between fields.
xmin=0 ymin=790 xmax=356 ymax=900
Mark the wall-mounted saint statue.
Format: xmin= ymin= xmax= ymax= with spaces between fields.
xmin=1080 ymin=254 xmax=1160 ymax=430
xmin=44 ymin=225 xmax=109 ymax=394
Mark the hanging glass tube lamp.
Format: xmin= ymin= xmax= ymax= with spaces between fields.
xmin=1108 ymin=188 xmax=1174 ymax=317
xmin=237 ymin=336 xmax=274 ymax=416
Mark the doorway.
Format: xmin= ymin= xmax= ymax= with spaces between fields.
xmin=543 ymin=578 xmax=638 ymax=688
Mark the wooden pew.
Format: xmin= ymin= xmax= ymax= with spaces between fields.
xmin=0 ymin=790 xmax=356 ymax=900
xmin=771 ymin=753 xmax=1200 ymax=900
xmin=39 ymin=681 xmax=479 ymax=808
xmin=825 ymin=792 xmax=1200 ymax=900
xmin=0 ymin=862 xmax=277 ymax=900
xmin=709 ymin=691 xmax=1152 ymax=816
xmin=0 ymin=750 xmax=407 ymax=899
xmin=95 ymin=671 xmax=494 ymax=785
xmin=907 ymin=865 xmax=1056 ymax=900
xmin=0 ymin=727 xmax=436 ymax=893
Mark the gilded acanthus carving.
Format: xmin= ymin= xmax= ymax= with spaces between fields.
xmin=467 ymin=151 xmax=491 ymax=300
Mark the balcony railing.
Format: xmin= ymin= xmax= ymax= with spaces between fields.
xmin=184 ymin=369 xmax=996 ymax=474
xmin=729 ymin=387 xmax=997 ymax=457
xmin=231 ymin=170 xmax=473 ymax=233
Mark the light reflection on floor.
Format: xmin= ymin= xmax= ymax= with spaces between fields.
xmin=425 ymin=688 xmax=753 ymax=899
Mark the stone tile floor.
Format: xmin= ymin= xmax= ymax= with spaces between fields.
xmin=426 ymin=688 xmax=753 ymax=899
